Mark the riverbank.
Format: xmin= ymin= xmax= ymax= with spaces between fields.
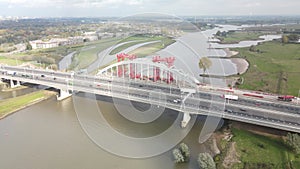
xmin=213 ymin=121 xmax=300 ymax=169
xmin=1 ymin=85 xmax=28 ymax=92
xmin=230 ymin=58 xmax=249 ymax=75
xmin=222 ymin=48 xmax=249 ymax=75
xmin=215 ymin=31 xmax=264 ymax=44
xmin=0 ymin=90 xmax=56 ymax=120
xmin=232 ymin=41 xmax=300 ymax=96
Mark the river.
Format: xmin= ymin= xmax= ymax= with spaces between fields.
xmin=210 ymin=35 xmax=282 ymax=48
xmin=0 ymin=93 xmax=223 ymax=169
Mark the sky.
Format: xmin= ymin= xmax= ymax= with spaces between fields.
xmin=0 ymin=0 xmax=300 ymax=17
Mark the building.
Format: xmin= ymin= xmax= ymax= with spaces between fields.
xmin=30 ymin=40 xmax=59 ymax=49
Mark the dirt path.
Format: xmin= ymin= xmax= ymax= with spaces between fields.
xmin=222 ymin=142 xmax=241 ymax=168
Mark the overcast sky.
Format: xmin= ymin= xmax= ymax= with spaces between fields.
xmin=0 ymin=0 xmax=299 ymax=17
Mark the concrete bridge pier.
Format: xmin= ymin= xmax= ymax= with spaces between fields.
xmin=57 ymin=89 xmax=72 ymax=101
xmin=181 ymin=112 xmax=191 ymax=128
xmin=10 ymin=79 xmax=21 ymax=88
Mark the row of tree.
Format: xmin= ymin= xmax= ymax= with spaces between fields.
xmin=172 ymin=143 xmax=216 ymax=169
xmin=286 ymin=132 xmax=300 ymax=154
xmin=20 ymin=55 xmax=56 ymax=65
xmin=282 ymin=34 xmax=300 ymax=44
xmin=172 ymin=143 xmax=190 ymax=163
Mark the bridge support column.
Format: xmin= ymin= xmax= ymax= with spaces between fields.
xmin=57 ymin=89 xmax=72 ymax=101
xmin=10 ymin=79 xmax=21 ymax=88
xmin=181 ymin=112 xmax=191 ymax=128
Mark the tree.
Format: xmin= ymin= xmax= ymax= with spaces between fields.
xmin=286 ymin=132 xmax=300 ymax=154
xmin=48 ymin=64 xmax=58 ymax=70
xmin=26 ymin=42 xmax=32 ymax=50
xmin=179 ymin=143 xmax=190 ymax=162
xmin=288 ymin=34 xmax=300 ymax=42
xmin=198 ymin=153 xmax=216 ymax=169
xmin=173 ymin=148 xmax=185 ymax=163
xmin=199 ymin=57 xmax=212 ymax=82
xmin=172 ymin=143 xmax=190 ymax=163
xmin=282 ymin=35 xmax=289 ymax=44
xmin=199 ymin=57 xmax=212 ymax=74
xmin=216 ymin=31 xmax=221 ymax=36
xmin=249 ymin=45 xmax=256 ymax=52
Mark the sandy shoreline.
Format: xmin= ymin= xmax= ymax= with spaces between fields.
xmin=224 ymin=48 xmax=239 ymax=58
xmin=223 ymin=48 xmax=249 ymax=75
xmin=230 ymin=58 xmax=249 ymax=75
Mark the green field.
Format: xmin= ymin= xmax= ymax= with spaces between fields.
xmin=118 ymin=35 xmax=161 ymax=43
xmin=0 ymin=56 xmax=25 ymax=66
xmin=110 ymin=35 xmax=175 ymax=55
xmin=109 ymin=41 xmax=146 ymax=55
xmin=129 ymin=37 xmax=175 ymax=57
xmin=233 ymin=41 xmax=300 ymax=96
xmin=0 ymin=90 xmax=53 ymax=118
xmin=97 ymin=36 xmax=175 ymax=71
xmin=69 ymin=38 xmax=120 ymax=70
xmin=231 ymin=128 xmax=300 ymax=169
xmin=218 ymin=31 xmax=264 ymax=44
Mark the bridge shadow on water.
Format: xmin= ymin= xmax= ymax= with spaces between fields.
xmin=72 ymin=91 xmax=224 ymax=139
xmin=66 ymin=91 xmax=224 ymax=169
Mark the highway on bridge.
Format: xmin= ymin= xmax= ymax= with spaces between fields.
xmin=1 ymin=65 xmax=300 ymax=133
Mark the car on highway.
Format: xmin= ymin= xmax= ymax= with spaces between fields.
xmin=7 ymin=71 xmax=16 ymax=76
xmin=173 ymin=99 xmax=181 ymax=103
xmin=225 ymin=109 xmax=233 ymax=113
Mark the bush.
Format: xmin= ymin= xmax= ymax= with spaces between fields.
xmin=286 ymin=132 xmax=300 ymax=154
xmin=173 ymin=148 xmax=185 ymax=163
xmin=172 ymin=143 xmax=190 ymax=163
xmin=198 ymin=153 xmax=216 ymax=169
xmin=179 ymin=143 xmax=190 ymax=162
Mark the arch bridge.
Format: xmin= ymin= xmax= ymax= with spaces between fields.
xmin=97 ymin=53 xmax=199 ymax=88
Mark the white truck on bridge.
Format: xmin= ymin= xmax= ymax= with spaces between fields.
xmin=7 ymin=71 xmax=16 ymax=76
xmin=224 ymin=94 xmax=238 ymax=101
xmin=181 ymin=88 xmax=196 ymax=94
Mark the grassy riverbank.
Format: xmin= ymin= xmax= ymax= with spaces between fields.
xmin=69 ymin=38 xmax=120 ymax=70
xmin=231 ymin=128 xmax=300 ymax=169
xmin=215 ymin=122 xmax=300 ymax=169
xmin=0 ymin=90 xmax=55 ymax=119
xmin=233 ymin=41 xmax=300 ymax=96
xmin=109 ymin=35 xmax=175 ymax=56
xmin=0 ymin=56 xmax=25 ymax=66
xmin=217 ymin=31 xmax=264 ymax=44
xmin=129 ymin=37 xmax=175 ymax=57
xmin=97 ymin=35 xmax=175 ymax=71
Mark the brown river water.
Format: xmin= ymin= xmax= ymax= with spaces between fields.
xmin=0 ymin=89 xmax=223 ymax=169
